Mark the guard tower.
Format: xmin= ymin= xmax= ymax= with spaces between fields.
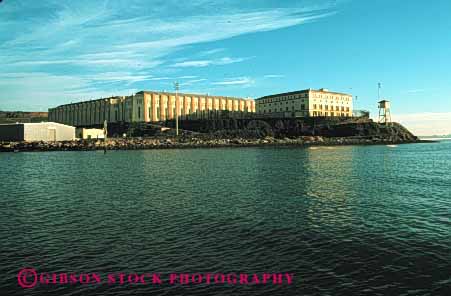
xmin=378 ymin=100 xmax=391 ymax=125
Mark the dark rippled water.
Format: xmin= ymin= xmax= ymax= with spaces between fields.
xmin=1 ymin=141 xmax=450 ymax=295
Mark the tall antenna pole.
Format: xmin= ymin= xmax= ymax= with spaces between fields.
xmin=355 ymin=95 xmax=358 ymax=112
xmin=174 ymin=81 xmax=179 ymax=136
xmin=378 ymin=82 xmax=381 ymax=101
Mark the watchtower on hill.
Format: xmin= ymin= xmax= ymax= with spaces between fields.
xmin=378 ymin=100 xmax=391 ymax=125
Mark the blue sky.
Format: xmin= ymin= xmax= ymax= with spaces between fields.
xmin=0 ymin=0 xmax=450 ymax=135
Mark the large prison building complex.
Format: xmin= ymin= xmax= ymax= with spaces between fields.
xmin=49 ymin=91 xmax=256 ymax=127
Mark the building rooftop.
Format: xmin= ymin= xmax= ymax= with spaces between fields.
xmin=256 ymin=88 xmax=352 ymax=100
xmin=49 ymin=96 xmax=126 ymax=109
xmin=0 ymin=122 xmax=74 ymax=127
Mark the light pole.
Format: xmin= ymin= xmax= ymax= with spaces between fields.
xmin=174 ymin=81 xmax=179 ymax=136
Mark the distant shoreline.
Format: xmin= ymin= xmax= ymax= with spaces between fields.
xmin=419 ymin=137 xmax=451 ymax=141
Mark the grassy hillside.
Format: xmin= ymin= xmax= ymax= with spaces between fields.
xmin=0 ymin=111 xmax=48 ymax=124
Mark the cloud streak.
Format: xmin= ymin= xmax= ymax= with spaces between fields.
xmin=212 ymin=77 xmax=254 ymax=86
xmin=264 ymin=74 xmax=285 ymax=79
xmin=172 ymin=57 xmax=250 ymax=68
xmin=0 ymin=0 xmax=338 ymax=109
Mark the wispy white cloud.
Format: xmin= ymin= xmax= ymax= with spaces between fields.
xmin=0 ymin=0 xmax=338 ymax=109
xmin=13 ymin=59 xmax=160 ymax=69
xmin=404 ymin=89 xmax=426 ymax=94
xmin=212 ymin=77 xmax=254 ymax=86
xmin=264 ymin=74 xmax=285 ymax=79
xmin=84 ymin=72 xmax=155 ymax=84
xmin=147 ymin=77 xmax=172 ymax=81
xmin=199 ymin=48 xmax=226 ymax=56
xmin=180 ymin=79 xmax=208 ymax=86
xmin=0 ymin=72 xmax=137 ymax=110
xmin=172 ymin=57 xmax=250 ymax=68
xmin=178 ymin=75 xmax=198 ymax=79
xmin=172 ymin=60 xmax=212 ymax=68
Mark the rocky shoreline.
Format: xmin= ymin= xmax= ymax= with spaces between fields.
xmin=0 ymin=136 xmax=431 ymax=152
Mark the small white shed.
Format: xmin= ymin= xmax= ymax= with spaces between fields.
xmin=0 ymin=122 xmax=75 ymax=142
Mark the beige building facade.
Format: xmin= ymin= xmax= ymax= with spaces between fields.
xmin=256 ymin=88 xmax=353 ymax=118
xmin=48 ymin=91 xmax=255 ymax=127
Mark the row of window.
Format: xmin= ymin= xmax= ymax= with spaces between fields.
xmin=261 ymin=100 xmax=306 ymax=107
xmin=258 ymin=93 xmax=351 ymax=104
xmin=258 ymin=93 xmax=308 ymax=104
xmin=262 ymin=103 xmax=308 ymax=113
xmin=258 ymin=109 xmax=351 ymax=117
xmin=52 ymin=107 xmax=129 ymax=124
xmin=260 ymin=104 xmax=350 ymax=112
xmin=313 ymin=105 xmax=350 ymax=112
xmin=149 ymin=105 xmax=252 ymax=113
xmin=259 ymin=101 xmax=351 ymax=108
xmin=311 ymin=94 xmax=351 ymax=101
xmin=147 ymin=106 xmax=254 ymax=117
xmin=150 ymin=98 xmax=252 ymax=106
xmin=261 ymin=106 xmax=295 ymax=113
xmin=151 ymin=109 xmax=247 ymax=120
xmin=312 ymin=111 xmax=350 ymax=117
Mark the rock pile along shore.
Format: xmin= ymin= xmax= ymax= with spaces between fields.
xmin=0 ymin=135 xmax=427 ymax=152
xmin=0 ymin=120 xmax=431 ymax=152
